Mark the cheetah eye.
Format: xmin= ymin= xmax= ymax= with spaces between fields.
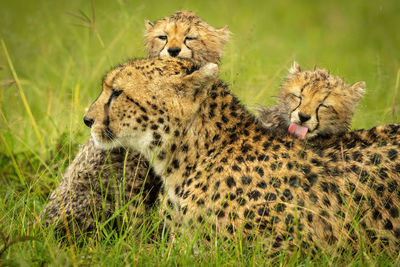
xmin=185 ymin=36 xmax=197 ymax=41
xmin=111 ymin=90 xmax=122 ymax=98
xmin=318 ymin=103 xmax=337 ymax=114
xmin=290 ymin=93 xmax=301 ymax=99
xmin=158 ymin=35 xmax=167 ymax=41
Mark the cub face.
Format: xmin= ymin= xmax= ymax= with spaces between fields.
xmin=84 ymin=58 xmax=218 ymax=155
xmin=145 ymin=11 xmax=230 ymax=66
xmin=281 ymin=62 xmax=365 ymax=138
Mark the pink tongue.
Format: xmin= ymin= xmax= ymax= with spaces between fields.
xmin=288 ymin=123 xmax=308 ymax=140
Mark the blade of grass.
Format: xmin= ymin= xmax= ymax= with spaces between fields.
xmin=1 ymin=39 xmax=45 ymax=151
xmin=0 ymin=110 xmax=25 ymax=184
xmin=0 ymin=131 xmax=24 ymax=184
xmin=392 ymin=68 xmax=400 ymax=122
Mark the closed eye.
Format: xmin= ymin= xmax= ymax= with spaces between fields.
xmin=290 ymin=93 xmax=302 ymax=100
xmin=185 ymin=36 xmax=197 ymax=41
xmin=289 ymin=93 xmax=302 ymax=113
xmin=318 ymin=103 xmax=337 ymax=114
xmin=158 ymin=35 xmax=167 ymax=40
xmin=318 ymin=104 xmax=330 ymax=109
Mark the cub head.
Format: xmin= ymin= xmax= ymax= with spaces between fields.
xmin=84 ymin=58 xmax=218 ymax=156
xmin=145 ymin=11 xmax=230 ymax=66
xmin=281 ymin=62 xmax=365 ymax=139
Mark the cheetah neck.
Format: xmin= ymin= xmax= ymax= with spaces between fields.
xmin=150 ymin=81 xmax=264 ymax=189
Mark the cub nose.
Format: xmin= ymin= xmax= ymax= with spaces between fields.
xmin=83 ymin=116 xmax=94 ymax=128
xmin=298 ymin=112 xmax=311 ymax=123
xmin=168 ymin=47 xmax=181 ymax=57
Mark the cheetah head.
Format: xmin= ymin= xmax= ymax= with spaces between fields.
xmin=145 ymin=11 xmax=230 ymax=66
xmin=84 ymin=58 xmax=218 ymax=157
xmin=281 ymin=62 xmax=365 ymax=139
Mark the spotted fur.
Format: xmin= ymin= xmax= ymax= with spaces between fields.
xmin=86 ymin=57 xmax=400 ymax=254
xmin=41 ymin=139 xmax=162 ymax=236
xmin=256 ymin=62 xmax=365 ymax=138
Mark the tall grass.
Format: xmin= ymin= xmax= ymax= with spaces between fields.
xmin=1 ymin=0 xmax=399 ymax=265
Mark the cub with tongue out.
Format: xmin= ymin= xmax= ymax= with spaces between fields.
xmin=256 ymin=62 xmax=365 ymax=139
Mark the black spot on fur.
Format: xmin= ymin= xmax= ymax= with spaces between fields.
xmin=257 ymin=181 xmax=267 ymax=189
xmin=172 ymin=159 xmax=180 ymax=169
xmin=265 ymin=192 xmax=277 ymax=201
xmin=241 ymin=176 xmax=252 ymax=185
xmin=282 ymin=189 xmax=293 ymax=201
xmin=254 ymin=166 xmax=264 ymax=177
xmin=384 ymin=219 xmax=393 ymax=230
xmin=388 ymin=149 xmax=398 ymax=160
xmin=247 ymin=190 xmax=261 ymax=201
xmin=232 ymin=164 xmax=241 ymax=172
xmin=226 ymin=176 xmax=236 ymax=188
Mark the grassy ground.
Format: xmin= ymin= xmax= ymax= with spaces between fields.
xmin=1 ymin=0 xmax=400 ymax=265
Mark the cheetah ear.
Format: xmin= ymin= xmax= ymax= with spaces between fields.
xmin=217 ymin=25 xmax=231 ymax=43
xmin=349 ymin=81 xmax=365 ymax=102
xmin=144 ymin=20 xmax=154 ymax=31
xmin=183 ymin=63 xmax=219 ymax=88
xmin=289 ymin=61 xmax=301 ymax=74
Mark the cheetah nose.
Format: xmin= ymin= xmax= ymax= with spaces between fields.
xmin=298 ymin=112 xmax=311 ymax=123
xmin=83 ymin=116 xmax=94 ymax=128
xmin=168 ymin=47 xmax=181 ymax=57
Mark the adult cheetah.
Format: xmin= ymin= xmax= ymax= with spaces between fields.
xmin=41 ymin=11 xmax=229 ymax=236
xmin=85 ymin=57 xmax=400 ymax=254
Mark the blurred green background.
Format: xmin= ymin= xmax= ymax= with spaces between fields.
xmin=1 ymin=0 xmax=400 ymax=264
xmin=1 ymin=0 xmax=399 ymax=153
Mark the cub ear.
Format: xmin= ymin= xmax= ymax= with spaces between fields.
xmin=144 ymin=20 xmax=154 ymax=31
xmin=289 ymin=61 xmax=301 ymax=74
xmin=217 ymin=25 xmax=231 ymax=43
xmin=349 ymin=81 xmax=365 ymax=102
xmin=183 ymin=63 xmax=219 ymax=88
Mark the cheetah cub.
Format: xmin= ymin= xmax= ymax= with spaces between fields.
xmin=256 ymin=62 xmax=365 ymax=139
xmin=145 ymin=11 xmax=230 ymax=65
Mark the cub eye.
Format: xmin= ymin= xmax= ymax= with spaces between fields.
xmin=157 ymin=35 xmax=167 ymax=40
xmin=290 ymin=93 xmax=301 ymax=99
xmin=318 ymin=103 xmax=337 ymax=114
xmin=185 ymin=36 xmax=197 ymax=41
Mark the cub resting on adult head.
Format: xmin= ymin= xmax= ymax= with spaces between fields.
xmin=145 ymin=10 xmax=230 ymax=65
xmin=256 ymin=62 xmax=365 ymax=140
xmin=41 ymin=11 xmax=230 ymax=236
xmin=85 ymin=57 xmax=400 ymax=254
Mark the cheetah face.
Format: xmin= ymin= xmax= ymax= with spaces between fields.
xmin=281 ymin=62 xmax=365 ymax=139
xmin=84 ymin=58 xmax=218 ymax=156
xmin=145 ymin=11 xmax=229 ymax=66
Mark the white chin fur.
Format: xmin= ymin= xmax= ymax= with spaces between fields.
xmin=304 ymin=131 xmax=318 ymax=139
xmin=92 ymin=130 xmax=157 ymax=158
xmin=91 ymin=133 xmax=120 ymax=150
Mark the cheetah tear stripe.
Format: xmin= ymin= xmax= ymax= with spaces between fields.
xmin=288 ymin=122 xmax=308 ymax=140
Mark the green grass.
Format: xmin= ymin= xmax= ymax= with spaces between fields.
xmin=1 ymin=0 xmax=400 ymax=265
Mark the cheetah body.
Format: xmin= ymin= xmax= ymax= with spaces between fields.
xmin=85 ymin=58 xmax=400 ymax=253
